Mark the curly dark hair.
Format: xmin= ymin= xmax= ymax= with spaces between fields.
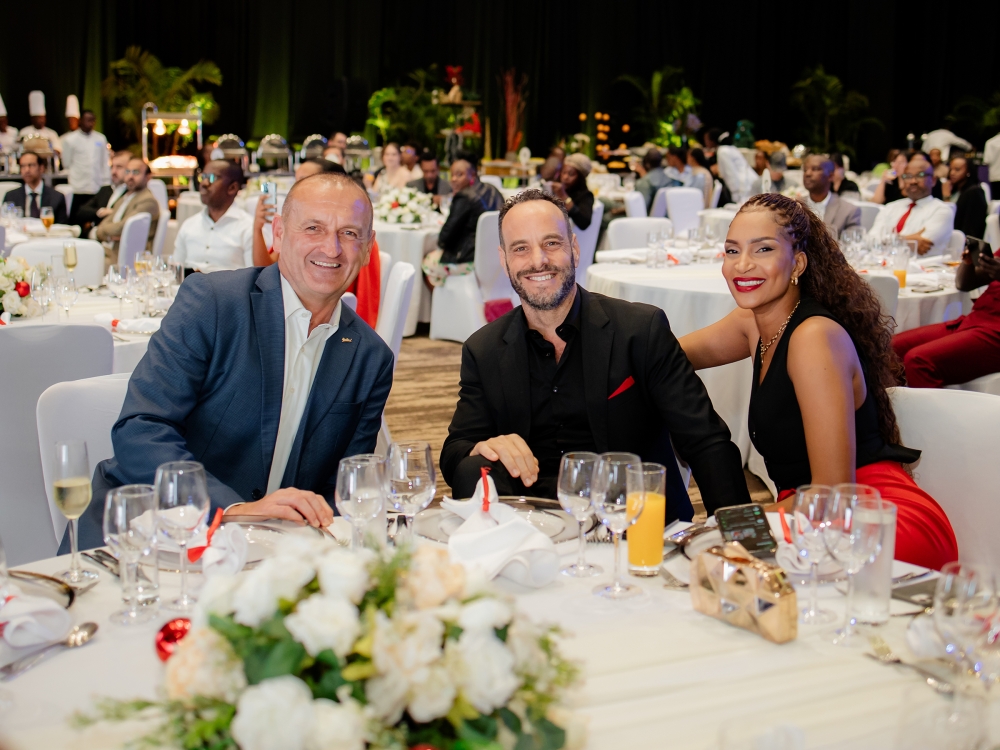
xmin=738 ymin=193 xmax=905 ymax=446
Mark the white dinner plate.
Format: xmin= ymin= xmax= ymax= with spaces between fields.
xmin=414 ymin=496 xmax=593 ymax=545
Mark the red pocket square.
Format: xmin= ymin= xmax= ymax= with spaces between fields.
xmin=608 ymin=376 xmax=635 ymax=400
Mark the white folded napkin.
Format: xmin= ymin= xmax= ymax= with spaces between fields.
xmin=202 ymin=523 xmax=248 ymax=578
xmin=442 ymin=475 xmax=559 ymax=588
xmin=907 ymin=277 xmax=945 ymax=293
xmin=0 ymin=584 xmax=73 ymax=649
xmin=93 ymin=313 xmax=162 ymax=334
xmin=0 ymin=312 xmax=10 ymax=326
xmin=774 ymin=542 xmax=842 ymax=576
xmin=906 ymin=614 xmax=949 ymax=659
xmin=594 ymin=248 xmax=647 ymax=264
xmin=131 ymin=507 xmax=209 ymax=552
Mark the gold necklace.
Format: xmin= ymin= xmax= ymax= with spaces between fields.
xmin=759 ymin=300 xmax=801 ymax=359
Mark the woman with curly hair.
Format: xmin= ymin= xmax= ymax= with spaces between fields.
xmin=679 ymin=194 xmax=958 ymax=569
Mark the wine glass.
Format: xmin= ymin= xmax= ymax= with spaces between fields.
xmin=789 ymin=484 xmax=837 ymax=625
xmin=53 ymin=276 xmax=78 ymax=322
xmin=591 ymin=452 xmax=644 ymax=599
xmin=823 ymin=484 xmax=883 ymax=646
xmin=30 ymin=270 xmax=52 ymax=320
xmin=384 ymin=441 xmax=435 ymax=544
xmin=933 ymin=563 xmax=998 ymax=680
xmin=103 ymin=484 xmax=157 ymax=625
xmin=557 ymin=452 xmax=602 ymax=578
xmin=106 ymin=265 xmax=127 ymax=316
xmin=336 ymin=455 xmax=385 ymax=550
xmin=40 ymin=206 xmax=54 ymax=234
xmin=155 ymin=461 xmax=210 ymax=611
xmin=62 ymin=241 xmax=78 ymax=284
xmin=52 ymin=440 xmax=99 ymax=584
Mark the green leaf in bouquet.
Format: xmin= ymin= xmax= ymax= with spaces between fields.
xmin=208 ymin=614 xmax=253 ymax=644
xmin=445 ymin=623 xmax=464 ymax=641
xmin=494 ymin=624 xmax=509 ymax=642
xmin=533 ymin=717 xmax=566 ymax=750
xmin=457 ymin=714 xmax=500 ymax=747
xmin=498 ymin=707 xmax=522 ymax=734
xmin=340 ymin=659 xmax=376 ymax=681
xmin=260 ymin=639 xmax=307 ymax=679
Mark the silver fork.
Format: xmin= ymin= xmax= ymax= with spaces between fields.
xmin=585 ymin=524 xmax=611 ymax=543
xmin=867 ymin=636 xmax=954 ymax=695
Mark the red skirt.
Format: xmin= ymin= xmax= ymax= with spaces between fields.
xmin=777 ymin=461 xmax=958 ymax=570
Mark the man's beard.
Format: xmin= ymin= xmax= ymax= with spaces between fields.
xmin=507 ymin=261 xmax=577 ymax=311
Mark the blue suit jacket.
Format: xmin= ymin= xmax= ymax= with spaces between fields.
xmin=71 ymin=264 xmax=394 ymax=551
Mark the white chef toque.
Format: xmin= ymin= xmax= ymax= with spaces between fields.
xmin=65 ymin=95 xmax=80 ymax=119
xmin=28 ymin=90 xmax=46 ymax=116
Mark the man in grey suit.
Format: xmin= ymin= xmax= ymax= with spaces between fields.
xmin=802 ymin=154 xmax=861 ymax=236
xmin=70 ymin=173 xmax=394 ymax=550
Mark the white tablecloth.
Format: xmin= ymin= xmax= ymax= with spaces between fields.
xmin=586 ymin=261 xmax=972 ymax=465
xmin=3 ymin=539 xmax=993 ymax=749
xmin=373 ymin=220 xmax=440 ymax=336
xmin=7 ymin=292 xmax=151 ymax=373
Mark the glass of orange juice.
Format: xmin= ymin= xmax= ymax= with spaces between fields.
xmin=628 ymin=463 xmax=666 ymax=577
xmin=892 ymin=245 xmax=909 ymax=288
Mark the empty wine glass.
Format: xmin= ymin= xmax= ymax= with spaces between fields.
xmin=591 ymin=452 xmax=644 ymax=599
xmin=30 ymin=270 xmax=52 ymax=320
xmin=823 ymin=484 xmax=883 ymax=646
xmin=933 ymin=563 xmax=998 ymax=680
xmin=52 ymin=440 xmax=99 ymax=584
xmin=103 ymin=484 xmax=157 ymax=625
xmin=155 ymin=461 xmax=210 ymax=611
xmin=106 ymin=265 xmax=127 ymax=316
xmin=790 ymin=484 xmax=837 ymax=625
xmin=557 ymin=452 xmax=602 ymax=578
xmin=336 ymin=455 xmax=385 ymax=550
xmin=384 ymin=441 xmax=435 ymax=544
xmin=53 ymin=276 xmax=78 ymax=322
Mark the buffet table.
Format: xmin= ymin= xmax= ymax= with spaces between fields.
xmin=3 ymin=535 xmax=992 ymax=750
xmin=373 ymin=221 xmax=440 ymax=336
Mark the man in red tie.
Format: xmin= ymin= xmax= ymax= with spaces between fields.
xmin=868 ymin=152 xmax=954 ymax=256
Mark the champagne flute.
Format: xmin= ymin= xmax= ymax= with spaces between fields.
xmin=52 ymin=440 xmax=99 ymax=584
xmin=103 ymin=485 xmax=157 ymax=625
xmin=790 ymin=484 xmax=837 ymax=625
xmin=63 ymin=241 xmax=78 ymax=284
xmin=155 ymin=461 xmax=210 ymax=611
xmin=933 ymin=563 xmax=998 ymax=680
xmin=823 ymin=484 xmax=883 ymax=646
xmin=591 ymin=452 xmax=644 ymax=599
xmin=335 ymin=455 xmax=385 ymax=550
xmin=557 ymin=452 xmax=602 ymax=577
xmin=384 ymin=441 xmax=435 ymax=545
xmin=40 ymin=206 xmax=54 ymax=234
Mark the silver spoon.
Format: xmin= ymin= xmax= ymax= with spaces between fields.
xmin=0 ymin=622 xmax=99 ymax=681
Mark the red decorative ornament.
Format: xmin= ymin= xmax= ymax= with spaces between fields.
xmin=391 ymin=201 xmax=400 ymax=209
xmin=444 ymin=65 xmax=464 ymax=87
xmin=14 ymin=281 xmax=29 ymax=297
xmin=156 ymin=618 xmax=192 ymax=662
xmin=411 ymin=745 xmax=442 ymax=750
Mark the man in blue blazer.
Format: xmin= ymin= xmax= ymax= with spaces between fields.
xmin=70 ymin=173 xmax=394 ymax=551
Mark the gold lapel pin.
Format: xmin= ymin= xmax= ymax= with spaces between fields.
xmin=342 ymin=337 xmax=352 ymax=342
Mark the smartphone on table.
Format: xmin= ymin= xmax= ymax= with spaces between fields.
xmin=715 ymin=504 xmax=779 ymax=558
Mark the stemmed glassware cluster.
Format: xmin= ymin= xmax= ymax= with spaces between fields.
xmin=933 ymin=563 xmax=1000 ymax=689
xmin=558 ymin=452 xmax=646 ymax=600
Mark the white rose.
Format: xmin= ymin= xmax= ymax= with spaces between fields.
xmin=0 ymin=275 xmax=13 ymax=292
xmin=368 ymin=609 xmax=447 ymax=723
xmin=285 ymin=594 xmax=360 ymax=658
xmin=306 ymin=696 xmax=367 ymax=750
xmin=230 ymin=676 xmax=314 ymax=750
xmin=402 ymin=546 xmax=465 ymax=609
xmin=232 ymin=556 xmax=314 ymax=627
xmin=164 ymin=626 xmax=247 ymax=704
xmin=365 ymin=671 xmax=408 ymax=725
xmin=407 ymin=663 xmax=455 ymax=722
xmin=316 ymin=548 xmax=373 ymax=604
xmin=192 ymin=573 xmax=240 ymax=626
xmin=2 ymin=292 xmax=25 ymax=316
xmin=458 ymin=597 xmax=512 ymax=634
xmin=446 ymin=630 xmax=518 ymax=714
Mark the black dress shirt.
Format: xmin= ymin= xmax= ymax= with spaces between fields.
xmin=524 ymin=291 xmax=595 ymax=480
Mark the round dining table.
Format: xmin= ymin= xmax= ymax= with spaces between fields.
xmin=373 ymin=220 xmax=441 ymax=336
xmin=2 ymin=523 xmax=991 ymax=750
xmin=585 ymin=260 xmax=972 ymax=466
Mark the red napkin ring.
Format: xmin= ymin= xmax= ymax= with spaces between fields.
xmin=667 ymin=254 xmax=680 ymax=265
xmin=778 ymin=507 xmax=793 ymax=544
xmin=187 ymin=508 xmax=224 ymax=563
xmin=480 ymin=466 xmax=491 ymax=512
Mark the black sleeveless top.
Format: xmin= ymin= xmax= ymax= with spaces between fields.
xmin=748 ymin=296 xmax=919 ymax=492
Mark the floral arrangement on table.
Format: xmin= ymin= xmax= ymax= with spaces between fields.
xmin=374 ymin=188 xmax=434 ymax=225
xmin=0 ymin=255 xmax=43 ymax=318
xmin=780 ymin=184 xmax=810 ymax=200
xmin=74 ymin=542 xmax=584 ymax=750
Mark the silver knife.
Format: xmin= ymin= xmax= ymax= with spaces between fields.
xmin=91 ymin=549 xmax=152 ymax=583
xmin=82 ymin=552 xmax=118 ymax=579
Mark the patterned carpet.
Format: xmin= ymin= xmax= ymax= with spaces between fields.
xmin=383 ymin=329 xmax=773 ymax=515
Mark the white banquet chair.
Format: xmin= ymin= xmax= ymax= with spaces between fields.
xmin=888 ymin=387 xmax=1000 ymax=569
xmin=36 ymin=373 xmax=131 ymax=548
xmin=0 ymin=325 xmax=113 ymax=565
xmin=480 ymin=175 xmax=503 ymax=190
xmin=430 ymin=210 xmax=514 ymax=343
xmin=863 ymin=274 xmax=900 ymax=321
xmin=665 ymin=187 xmax=705 ymax=235
xmin=378 ymin=250 xmax=392 ymax=304
xmin=14 ymin=238 xmax=105 ymax=288
xmin=985 ymin=214 xmax=999 ymax=252
xmin=845 ymin=200 xmax=882 ymax=232
xmin=939 ymin=229 xmax=964 ymax=260
xmin=710 ymin=181 xmax=723 ymax=208
xmin=606 ymin=217 xmax=673 ymax=250
xmin=118 ymin=211 xmax=152 ymax=269
xmin=954 ymin=372 xmax=1000 ymax=397
xmin=147 ymin=179 xmax=171 ymax=257
xmin=622 ymin=190 xmax=647 ymax=217
xmin=649 ymin=187 xmax=670 ymax=218
xmin=376 ymin=262 xmax=416 ymax=370
xmin=0 ymin=180 xmax=20 ymax=199
xmin=573 ymin=200 xmax=603 ymax=279
xmin=55 ymin=184 xmax=74 ymax=217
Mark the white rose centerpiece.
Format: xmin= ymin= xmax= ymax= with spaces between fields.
xmin=373 ymin=188 xmax=434 ymax=225
xmin=0 ymin=255 xmax=43 ymax=318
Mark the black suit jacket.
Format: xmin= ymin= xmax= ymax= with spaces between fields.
xmin=437 ymin=181 xmax=504 ymax=264
xmin=2 ymin=184 xmax=68 ymax=224
xmin=440 ymin=286 xmax=750 ymax=521
xmin=75 ymin=184 xmax=115 ymax=227
xmin=954 ymin=183 xmax=988 ymax=240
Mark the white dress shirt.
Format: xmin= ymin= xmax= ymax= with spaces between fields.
xmin=869 ymin=195 xmax=954 ymax=255
xmin=0 ymin=126 xmax=18 ymax=153
xmin=18 ymin=125 xmax=61 ymax=153
xmin=805 ymin=191 xmax=832 ymax=216
xmin=60 ymin=129 xmax=110 ymax=194
xmin=172 ymin=203 xmax=254 ymax=271
xmin=664 ymin=164 xmax=694 ymax=187
xmin=266 ymin=274 xmax=342 ymax=494
xmin=985 ymin=133 xmax=1000 ymax=183
xmin=106 ymin=183 xmax=128 ymax=210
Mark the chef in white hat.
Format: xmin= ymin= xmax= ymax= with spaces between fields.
xmin=61 ymin=103 xmax=110 ymax=224
xmin=0 ymin=92 xmax=17 ymax=153
xmin=64 ymin=95 xmax=81 ymax=134
xmin=20 ymin=90 xmax=61 ymax=153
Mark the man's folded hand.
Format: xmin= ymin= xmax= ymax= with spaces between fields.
xmin=470 ymin=434 xmax=539 ymax=487
xmin=226 ymin=487 xmax=333 ymax=527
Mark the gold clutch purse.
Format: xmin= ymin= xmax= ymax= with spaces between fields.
xmin=689 ymin=542 xmax=798 ymax=644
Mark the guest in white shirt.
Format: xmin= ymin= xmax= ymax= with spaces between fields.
xmin=172 ymin=160 xmax=254 ymax=272
xmin=664 ymin=146 xmax=694 ymax=187
xmin=60 ymin=110 xmax=111 ymax=223
xmin=869 ymin=152 xmax=954 ymax=256
xmin=0 ymin=92 xmax=17 ymax=153
xmin=985 ymin=131 xmax=1000 ymax=199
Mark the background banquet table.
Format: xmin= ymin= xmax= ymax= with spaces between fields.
xmin=8 ymin=292 xmax=151 ymax=373
xmin=373 ymin=220 xmax=440 ymax=336
xmin=585 ymin=261 xmax=972 ymax=465
xmin=3 ymin=531 xmax=994 ymax=750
